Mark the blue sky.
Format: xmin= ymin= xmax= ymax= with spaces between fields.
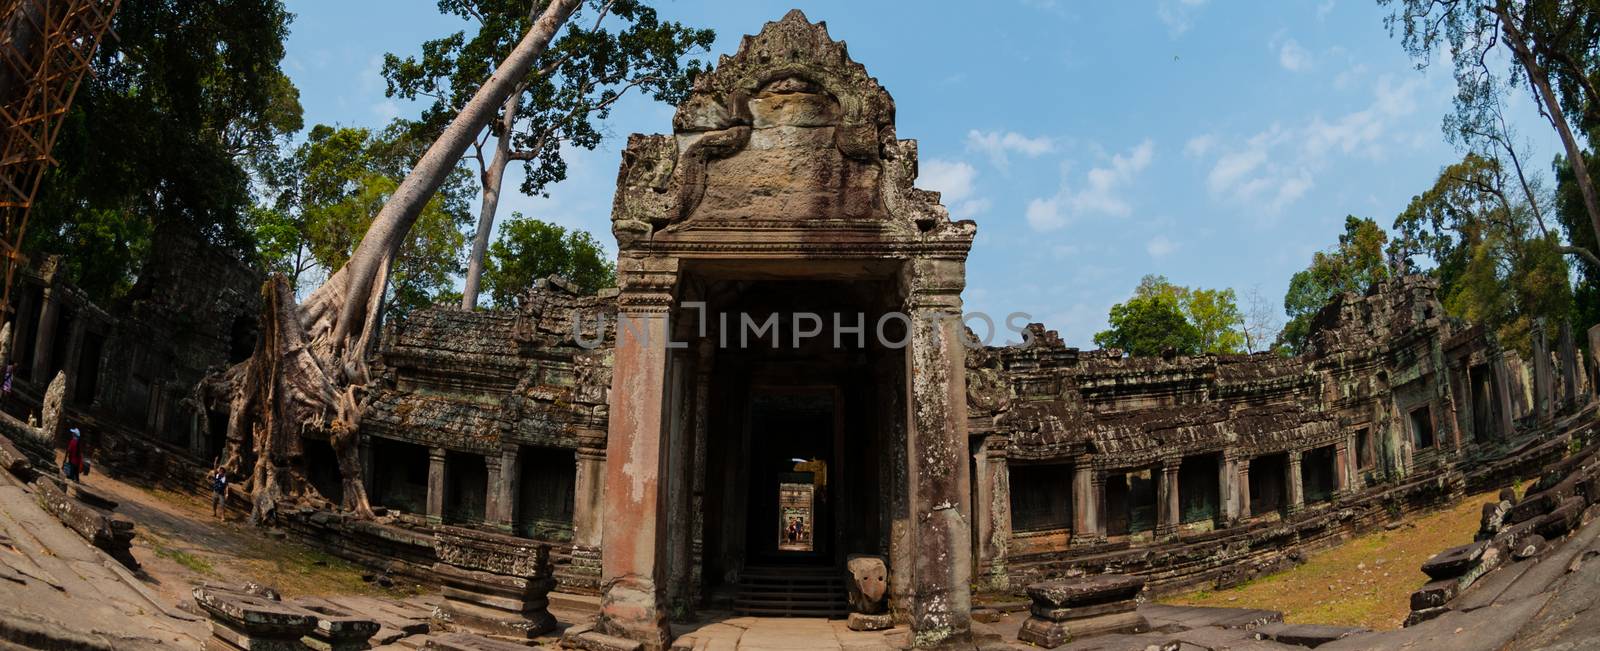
xmin=280 ymin=0 xmax=1560 ymax=348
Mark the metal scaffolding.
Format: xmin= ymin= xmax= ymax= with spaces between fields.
xmin=0 ymin=0 xmax=118 ymax=317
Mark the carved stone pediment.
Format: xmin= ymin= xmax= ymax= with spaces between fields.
xmin=610 ymin=10 xmax=970 ymax=250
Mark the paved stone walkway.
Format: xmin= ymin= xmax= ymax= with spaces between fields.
xmin=671 ymin=616 xmax=907 ymax=650
xmin=0 ymin=471 xmax=207 ymax=649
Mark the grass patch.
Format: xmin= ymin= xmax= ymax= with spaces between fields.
xmin=241 ymin=539 xmax=421 ymax=599
xmin=1164 ymin=488 xmax=1507 ymax=630
xmin=149 ymin=538 xmax=217 ymax=575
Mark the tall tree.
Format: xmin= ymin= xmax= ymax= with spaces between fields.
xmin=481 ymin=214 xmax=614 ymax=307
xmin=1094 ymin=275 xmax=1245 ymax=356
xmin=383 ymin=0 xmax=714 ymax=309
xmin=1556 ymin=152 xmax=1600 ymax=333
xmin=1383 ymin=0 xmax=1600 ymax=262
xmin=1392 ymin=153 xmax=1572 ymax=351
xmin=1241 ymin=284 xmax=1282 ymax=353
xmin=28 ymin=0 xmax=303 ymax=302
xmin=1280 ymin=216 xmax=1391 ymax=353
xmin=205 ymin=0 xmax=583 ymax=522
xmin=255 ymin=121 xmax=476 ymax=316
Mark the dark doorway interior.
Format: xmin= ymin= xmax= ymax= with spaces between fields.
xmin=1105 ymin=468 xmax=1157 ymax=536
xmin=444 ymin=451 xmax=486 ymax=524
xmin=1302 ymin=445 xmax=1336 ymax=503
xmin=745 ymin=390 xmax=837 ymax=564
xmin=1469 ymin=364 xmax=1497 ymax=441
xmin=1178 ymin=454 xmax=1220 ymax=524
xmin=1251 ymin=453 xmax=1288 ymax=515
xmin=1009 ymin=464 xmax=1072 ymax=532
xmin=517 ymin=446 xmax=576 ymax=541
xmin=372 ymin=439 xmax=428 ymax=515
xmin=304 ymin=438 xmax=343 ymax=506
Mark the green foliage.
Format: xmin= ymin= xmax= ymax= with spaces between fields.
xmin=29 ymin=0 xmax=302 ymax=303
xmin=256 ymin=122 xmax=476 ymax=315
xmin=1390 ymin=154 xmax=1571 ymax=353
xmin=1557 ymin=153 xmax=1600 ymax=337
xmin=1094 ymin=275 xmax=1245 ymax=356
xmin=482 ymin=215 xmax=615 ymax=307
xmin=1280 ymin=216 xmax=1391 ymax=353
xmin=382 ymin=0 xmax=715 ymax=197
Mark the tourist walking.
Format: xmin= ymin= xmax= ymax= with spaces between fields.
xmin=63 ymin=428 xmax=86 ymax=482
xmin=210 ymin=462 xmax=229 ymax=521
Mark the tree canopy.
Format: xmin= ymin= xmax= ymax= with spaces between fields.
xmin=1094 ymin=275 xmax=1245 ymax=357
xmin=383 ymin=0 xmax=714 ymax=308
xmin=481 ymin=215 xmax=615 ymax=307
xmin=254 ymin=121 xmax=477 ymax=316
xmin=29 ymin=0 xmax=303 ymax=302
xmin=1279 ymin=216 xmax=1391 ymax=353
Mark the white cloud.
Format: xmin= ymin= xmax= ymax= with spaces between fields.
xmin=1194 ymin=75 xmax=1422 ymax=214
xmin=372 ymin=99 xmax=401 ymax=122
xmin=966 ymin=130 xmax=1056 ymax=169
xmin=920 ymin=158 xmax=991 ymax=219
xmin=1026 ymin=139 xmax=1155 ymax=231
xmin=1158 ymin=0 xmax=1208 ymax=36
xmin=1279 ymin=39 xmax=1312 ymax=72
xmin=1317 ymin=0 xmax=1337 ymax=20
xmin=1333 ymin=63 xmax=1368 ymax=90
xmin=1146 ymin=235 xmax=1179 ymax=258
xmin=1184 ymin=134 xmax=1217 ymax=158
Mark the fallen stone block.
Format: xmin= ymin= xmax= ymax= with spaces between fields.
xmin=1421 ymin=541 xmax=1487 ymax=580
xmin=1410 ymin=579 xmax=1459 ymax=611
xmin=561 ymin=623 xmax=643 ymax=651
xmin=1403 ymin=606 xmax=1449 ymax=627
xmin=290 ymin=597 xmax=382 ymax=651
xmin=847 ymin=612 xmax=894 ymax=631
xmin=1513 ymin=534 xmax=1547 ymax=560
xmin=1018 ymin=609 xmax=1146 ymax=649
xmin=1018 ymin=575 xmax=1149 ymax=649
xmin=422 ymin=632 xmax=534 ymax=651
xmin=193 ymin=585 xmax=319 ymax=651
xmin=1025 ymin=574 xmax=1146 ymax=609
xmin=1254 ymin=622 xmax=1369 ymax=648
xmin=1534 ymin=496 xmax=1586 ymax=539
xmin=31 ymin=476 xmax=137 ymax=569
xmin=431 ymin=526 xmax=556 ymax=639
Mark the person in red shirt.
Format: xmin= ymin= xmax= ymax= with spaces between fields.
xmin=64 ymin=428 xmax=85 ymax=482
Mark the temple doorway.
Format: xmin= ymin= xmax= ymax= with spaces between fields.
xmin=745 ymin=389 xmax=839 ymax=564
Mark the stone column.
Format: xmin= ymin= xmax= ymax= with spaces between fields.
xmin=556 ymin=431 xmax=607 ymax=595
xmin=1237 ymin=458 xmax=1252 ymax=520
xmin=1532 ymin=319 xmax=1554 ymax=424
xmin=1071 ymin=462 xmax=1098 ymax=546
xmin=1092 ymin=471 xmax=1108 ymax=540
xmin=973 ymin=435 xmax=1011 ymax=589
xmin=1559 ymin=321 xmax=1580 ymax=409
xmin=426 ymin=447 xmax=447 ymax=524
xmin=592 ymin=256 xmax=677 ymax=651
xmin=1334 ymin=440 xmax=1351 ymax=496
xmin=1219 ymin=453 xmax=1238 ymax=525
xmin=485 ymin=446 xmax=518 ymax=532
xmin=664 ymin=349 xmax=694 ymax=620
xmin=30 ymin=284 xmax=58 ymax=381
xmin=1156 ymin=459 xmax=1180 ymax=536
xmin=359 ymin=437 xmax=375 ymax=496
xmin=1493 ymin=354 xmax=1517 ymax=440
xmin=689 ymin=341 xmax=711 ymax=603
xmin=900 ymin=258 xmax=973 ymax=648
xmin=1287 ymin=450 xmax=1304 ymax=514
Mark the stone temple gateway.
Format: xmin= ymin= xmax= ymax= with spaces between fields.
xmin=10 ymin=8 xmax=1597 ymax=651
xmin=595 ymin=10 xmax=978 ymax=647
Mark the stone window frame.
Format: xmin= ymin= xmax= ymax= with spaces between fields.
xmin=1408 ymin=404 xmax=1436 ymax=449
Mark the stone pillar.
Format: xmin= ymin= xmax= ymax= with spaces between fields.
xmin=664 ymin=349 xmax=694 ymax=620
xmin=30 ymin=284 xmax=58 ymax=381
xmin=689 ymin=341 xmax=712 ymax=603
xmin=555 ymin=431 xmax=607 ymax=595
xmin=973 ymin=435 xmax=1011 ymax=589
xmin=1287 ymin=450 xmax=1304 ymax=514
xmin=1219 ymin=453 xmax=1237 ymax=525
xmin=1236 ymin=458 xmax=1252 ymax=520
xmin=1092 ymin=471 xmax=1108 ymax=540
xmin=359 ymin=437 xmax=375 ymax=496
xmin=1532 ymin=319 xmax=1554 ymax=424
xmin=1334 ymin=440 xmax=1351 ymax=496
xmin=485 ymin=445 xmax=518 ymax=532
xmin=1559 ymin=321 xmax=1579 ymax=409
xmin=1494 ymin=354 xmax=1517 ymax=440
xmin=1071 ymin=462 xmax=1098 ymax=546
xmin=427 ymin=447 xmax=447 ymax=524
xmin=900 ymin=258 xmax=973 ymax=648
xmin=1156 ymin=459 xmax=1180 ymax=536
xmin=590 ymin=256 xmax=677 ymax=651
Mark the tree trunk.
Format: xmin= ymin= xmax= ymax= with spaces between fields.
xmin=208 ymin=0 xmax=582 ymax=524
xmin=1497 ymin=2 xmax=1600 ymax=259
xmin=459 ymin=106 xmax=515 ymax=310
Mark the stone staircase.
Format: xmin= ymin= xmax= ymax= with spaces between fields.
xmin=733 ymin=565 xmax=849 ymax=618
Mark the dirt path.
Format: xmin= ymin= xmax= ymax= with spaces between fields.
xmin=1164 ymin=488 xmax=1510 ymax=629
xmin=85 ymin=473 xmax=423 ymax=611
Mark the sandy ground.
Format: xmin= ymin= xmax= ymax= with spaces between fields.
xmin=1164 ymin=487 xmax=1510 ymax=629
